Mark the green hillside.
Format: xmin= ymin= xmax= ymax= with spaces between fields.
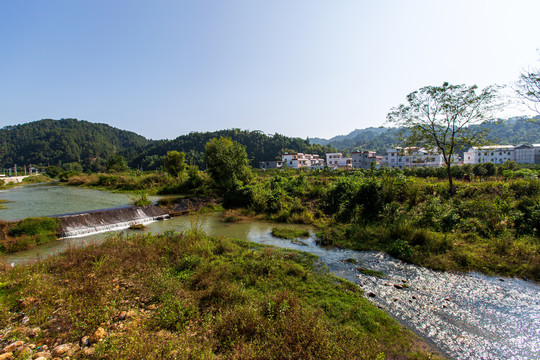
xmin=0 ymin=120 xmax=335 ymax=171
xmin=0 ymin=119 xmax=149 ymax=170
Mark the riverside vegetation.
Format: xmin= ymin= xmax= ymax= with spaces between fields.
xmin=56 ymin=158 xmax=540 ymax=281
xmin=0 ymin=230 xmax=439 ymax=359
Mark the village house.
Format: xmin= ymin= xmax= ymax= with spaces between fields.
xmin=351 ymin=151 xmax=384 ymax=169
xmin=325 ymin=153 xmax=352 ymax=169
xmin=463 ymin=144 xmax=540 ymax=165
xmin=259 ymin=152 xmax=325 ymax=169
xmin=383 ymin=147 xmax=458 ymax=168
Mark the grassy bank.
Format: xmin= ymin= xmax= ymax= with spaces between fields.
xmin=0 ymin=217 xmax=60 ymax=254
xmin=0 ymin=231 xmax=440 ymax=359
xmin=60 ymin=168 xmax=540 ymax=281
xmin=65 ymin=171 xmax=211 ymax=196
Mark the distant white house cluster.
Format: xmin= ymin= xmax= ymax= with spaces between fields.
xmin=259 ymin=144 xmax=540 ymax=170
xmin=463 ymin=144 xmax=540 ymax=164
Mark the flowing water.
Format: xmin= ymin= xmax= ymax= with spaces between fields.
xmin=1 ymin=184 xmax=539 ymax=360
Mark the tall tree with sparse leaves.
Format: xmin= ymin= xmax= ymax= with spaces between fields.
xmin=516 ymin=60 xmax=540 ymax=121
xmin=387 ymin=82 xmax=500 ymax=195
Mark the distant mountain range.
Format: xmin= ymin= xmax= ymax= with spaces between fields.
xmin=310 ymin=116 xmax=540 ymax=154
xmin=0 ymin=117 xmax=538 ymax=171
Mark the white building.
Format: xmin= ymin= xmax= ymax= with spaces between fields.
xmin=325 ymin=153 xmax=352 ymax=169
xmin=281 ymin=153 xmax=325 ymax=169
xmin=463 ymin=144 xmax=540 ymax=165
xmin=384 ymin=147 xmax=456 ymax=168
xmin=463 ymin=146 xmax=514 ymax=164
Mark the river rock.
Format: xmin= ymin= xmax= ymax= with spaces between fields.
xmin=83 ymin=347 xmax=96 ymax=356
xmin=33 ymin=350 xmax=52 ymax=359
xmin=2 ymin=341 xmax=24 ymax=353
xmin=394 ymin=284 xmax=403 ymax=289
xmin=113 ymin=311 xmax=127 ymax=322
xmin=90 ymin=327 xmax=106 ymax=343
xmin=28 ymin=327 xmax=41 ymax=338
xmin=367 ymin=292 xmax=377 ymax=298
xmin=67 ymin=344 xmax=80 ymax=357
xmin=19 ymin=346 xmax=32 ymax=357
xmin=51 ymin=344 xmax=71 ymax=357
xmin=0 ymin=352 xmax=14 ymax=360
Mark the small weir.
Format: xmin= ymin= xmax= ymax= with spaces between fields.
xmin=55 ymin=205 xmax=170 ymax=238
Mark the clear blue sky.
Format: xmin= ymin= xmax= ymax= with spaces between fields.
xmin=1 ymin=0 xmax=539 ymax=140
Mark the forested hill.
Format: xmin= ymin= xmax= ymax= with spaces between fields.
xmin=311 ymin=117 xmax=540 ymax=153
xmin=1 ymin=117 xmax=537 ymax=171
xmin=131 ymin=129 xmax=336 ymax=170
xmin=0 ymin=119 xmax=335 ymax=170
xmin=0 ymin=119 xmax=149 ymax=169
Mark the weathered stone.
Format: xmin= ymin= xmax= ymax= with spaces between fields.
xmin=83 ymin=347 xmax=96 ymax=356
xmin=51 ymin=344 xmax=71 ymax=357
xmin=28 ymin=327 xmax=41 ymax=338
xmin=2 ymin=341 xmax=24 ymax=353
xmin=34 ymin=357 xmax=48 ymax=360
xmin=367 ymin=292 xmax=377 ymax=298
xmin=0 ymin=352 xmax=14 ymax=360
xmin=394 ymin=284 xmax=403 ymax=289
xmin=19 ymin=346 xmax=32 ymax=357
xmin=67 ymin=344 xmax=80 ymax=357
xmin=90 ymin=327 xmax=106 ymax=343
xmin=33 ymin=351 xmax=52 ymax=359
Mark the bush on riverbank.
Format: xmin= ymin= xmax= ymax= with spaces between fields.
xmin=0 ymin=217 xmax=60 ymax=254
xmin=0 ymin=231 xmax=439 ymax=359
xmin=60 ymin=167 xmax=540 ymax=280
xmin=64 ymin=171 xmax=212 ymax=196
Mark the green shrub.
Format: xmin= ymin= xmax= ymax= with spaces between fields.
xmin=7 ymin=217 xmax=59 ymax=237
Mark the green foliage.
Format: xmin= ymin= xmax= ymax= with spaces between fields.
xmin=164 ymin=150 xmax=186 ymax=178
xmin=204 ymin=137 xmax=251 ymax=192
xmin=7 ymin=217 xmax=59 ymax=237
xmin=0 ymin=118 xmax=148 ymax=170
xmin=1 ymin=217 xmax=60 ymax=253
xmin=131 ymin=193 xmax=152 ymax=207
xmin=387 ymin=82 xmax=501 ymax=195
xmin=106 ymin=154 xmax=129 ymax=172
xmin=45 ymin=165 xmax=64 ymax=178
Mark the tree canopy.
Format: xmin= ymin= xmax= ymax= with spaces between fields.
xmin=387 ymin=82 xmax=500 ymax=194
xmin=204 ymin=137 xmax=251 ymax=192
xmin=164 ymin=150 xmax=186 ymax=177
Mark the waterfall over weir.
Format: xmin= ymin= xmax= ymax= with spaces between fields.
xmin=55 ymin=205 xmax=170 ymax=238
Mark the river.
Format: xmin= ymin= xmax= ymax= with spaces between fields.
xmin=1 ymin=184 xmax=539 ymax=360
